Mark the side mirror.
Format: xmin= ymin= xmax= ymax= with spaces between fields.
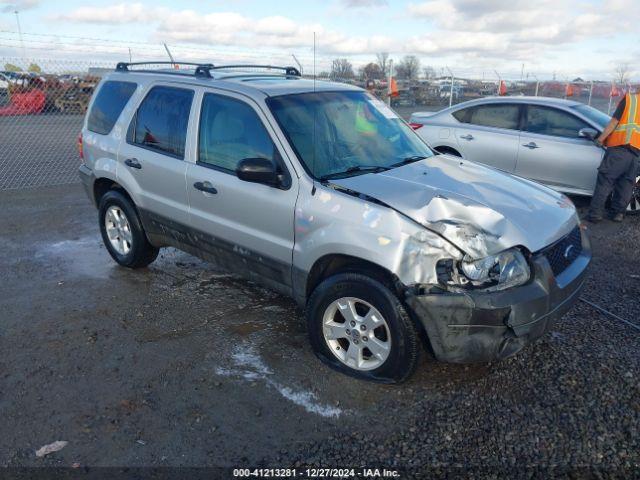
xmin=236 ymin=158 xmax=281 ymax=187
xmin=578 ymin=127 xmax=598 ymax=141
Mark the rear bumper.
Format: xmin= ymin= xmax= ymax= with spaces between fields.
xmin=78 ymin=164 xmax=95 ymax=206
xmin=405 ymin=227 xmax=591 ymax=363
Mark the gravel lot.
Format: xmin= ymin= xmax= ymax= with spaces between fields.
xmin=0 ymin=183 xmax=638 ymax=478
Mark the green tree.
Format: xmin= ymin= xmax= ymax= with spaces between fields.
xmin=4 ymin=63 xmax=21 ymax=72
xmin=28 ymin=63 xmax=42 ymax=73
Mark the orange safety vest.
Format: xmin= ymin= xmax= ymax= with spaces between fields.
xmin=605 ymin=93 xmax=640 ymax=150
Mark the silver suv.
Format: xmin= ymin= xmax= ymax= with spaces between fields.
xmin=79 ymin=62 xmax=591 ymax=383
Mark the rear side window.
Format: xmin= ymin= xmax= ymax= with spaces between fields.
xmin=452 ymin=108 xmax=469 ymax=122
xmin=198 ymin=93 xmax=277 ymax=172
xmin=525 ymin=106 xmax=589 ymax=138
xmin=87 ymin=81 xmax=137 ymax=135
xmin=465 ymin=104 xmax=520 ymax=130
xmin=128 ymin=86 xmax=194 ymax=159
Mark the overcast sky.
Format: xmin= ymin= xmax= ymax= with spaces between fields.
xmin=0 ymin=0 xmax=637 ymax=80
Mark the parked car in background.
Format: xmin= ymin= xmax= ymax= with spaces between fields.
xmin=409 ymin=96 xmax=640 ymax=213
xmin=79 ymin=63 xmax=591 ymax=383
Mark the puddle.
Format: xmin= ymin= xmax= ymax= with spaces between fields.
xmin=216 ymin=344 xmax=343 ymax=419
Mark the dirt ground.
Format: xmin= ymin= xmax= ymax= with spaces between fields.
xmin=0 ymin=184 xmax=638 ymax=477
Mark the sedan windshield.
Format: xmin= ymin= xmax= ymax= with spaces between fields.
xmin=267 ymin=91 xmax=434 ymax=180
xmin=572 ymin=104 xmax=611 ymax=130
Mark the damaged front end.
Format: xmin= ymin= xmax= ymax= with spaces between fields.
xmin=331 ymin=157 xmax=592 ymax=363
xmin=404 ymin=225 xmax=591 ymax=363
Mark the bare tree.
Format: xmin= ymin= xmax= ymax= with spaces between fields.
xmin=615 ymin=63 xmax=630 ymax=85
xmin=422 ymin=66 xmax=436 ymax=80
xmin=330 ymin=58 xmax=355 ymax=80
xmin=396 ymin=55 xmax=421 ymax=80
xmin=359 ymin=62 xmax=383 ymax=80
xmin=376 ymin=52 xmax=389 ymax=76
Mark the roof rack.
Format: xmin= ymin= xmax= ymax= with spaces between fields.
xmin=209 ymin=65 xmax=301 ymax=77
xmin=114 ymin=62 xmax=301 ymax=79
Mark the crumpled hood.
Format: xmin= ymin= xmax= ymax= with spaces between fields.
xmin=332 ymin=155 xmax=579 ymax=259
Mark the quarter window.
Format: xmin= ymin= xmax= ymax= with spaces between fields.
xmin=466 ymin=104 xmax=520 ymax=130
xmin=128 ymin=86 xmax=194 ymax=158
xmin=198 ymin=93 xmax=277 ymax=172
xmin=87 ymin=81 xmax=137 ymax=135
xmin=525 ymin=106 xmax=589 ymax=138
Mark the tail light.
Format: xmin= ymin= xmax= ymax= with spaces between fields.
xmin=77 ymin=132 xmax=84 ymax=160
xmin=409 ymin=122 xmax=423 ymax=130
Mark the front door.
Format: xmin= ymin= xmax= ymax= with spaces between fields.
xmin=117 ymin=84 xmax=195 ymax=232
xmin=186 ymin=91 xmax=298 ymax=294
xmin=516 ymin=105 xmax=604 ymax=195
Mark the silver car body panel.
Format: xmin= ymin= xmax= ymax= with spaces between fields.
xmin=410 ymin=96 xmax=606 ymax=197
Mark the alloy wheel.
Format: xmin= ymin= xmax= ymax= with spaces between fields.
xmin=322 ymin=297 xmax=391 ymax=371
xmin=104 ymin=205 xmax=132 ymax=255
xmin=627 ymin=176 xmax=640 ymax=214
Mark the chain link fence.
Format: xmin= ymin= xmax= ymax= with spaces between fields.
xmin=0 ymin=56 xmax=633 ymax=191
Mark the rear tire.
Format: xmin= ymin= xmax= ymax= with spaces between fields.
xmin=306 ymin=273 xmax=419 ymax=383
xmin=98 ymin=190 xmax=158 ymax=268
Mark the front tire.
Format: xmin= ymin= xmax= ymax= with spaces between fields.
xmin=306 ymin=273 xmax=420 ymax=383
xmin=98 ymin=190 xmax=158 ymax=268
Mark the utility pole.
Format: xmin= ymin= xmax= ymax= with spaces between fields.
xmin=387 ymin=59 xmax=393 ymax=106
xmin=588 ymin=80 xmax=594 ymax=106
xmin=494 ymin=69 xmax=501 ymax=95
xmin=446 ymin=66 xmax=454 ymax=107
xmin=14 ymin=10 xmax=26 ymax=58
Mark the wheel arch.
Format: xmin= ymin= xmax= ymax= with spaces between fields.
xmin=433 ymin=145 xmax=462 ymax=157
xmin=305 ymin=254 xmax=400 ymax=300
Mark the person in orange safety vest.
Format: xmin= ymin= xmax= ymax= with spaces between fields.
xmin=587 ymin=91 xmax=640 ymax=223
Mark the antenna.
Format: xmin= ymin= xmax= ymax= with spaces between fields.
xmin=163 ymin=43 xmax=175 ymax=67
xmin=292 ymin=54 xmax=303 ymax=76
xmin=311 ymin=32 xmax=317 ymax=195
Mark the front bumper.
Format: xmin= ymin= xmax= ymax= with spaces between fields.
xmin=405 ymin=227 xmax=591 ymax=363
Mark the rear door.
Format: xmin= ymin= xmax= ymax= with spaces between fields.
xmin=516 ymin=105 xmax=604 ymax=195
xmin=185 ymin=90 xmax=298 ymax=294
xmin=453 ymin=103 xmax=522 ymax=173
xmin=117 ymin=84 xmax=195 ymax=229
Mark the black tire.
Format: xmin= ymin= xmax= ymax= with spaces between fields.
xmin=306 ymin=273 xmax=420 ymax=384
xmin=98 ymin=190 xmax=159 ymax=268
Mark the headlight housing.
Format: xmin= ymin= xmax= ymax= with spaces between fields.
xmin=458 ymin=248 xmax=530 ymax=291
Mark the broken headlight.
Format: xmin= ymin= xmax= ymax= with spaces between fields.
xmin=459 ymin=248 xmax=530 ymax=291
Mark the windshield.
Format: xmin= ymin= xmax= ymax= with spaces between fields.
xmin=572 ymin=104 xmax=610 ymax=129
xmin=267 ymin=91 xmax=434 ymax=179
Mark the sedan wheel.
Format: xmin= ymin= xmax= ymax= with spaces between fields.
xmin=626 ymin=176 xmax=640 ymax=215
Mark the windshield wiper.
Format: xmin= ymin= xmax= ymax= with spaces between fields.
xmin=319 ymin=165 xmax=390 ymax=181
xmin=389 ymin=155 xmax=428 ymax=168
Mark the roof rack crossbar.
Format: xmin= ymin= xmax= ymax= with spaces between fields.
xmin=209 ymin=65 xmax=301 ymax=77
xmin=114 ymin=62 xmax=301 ymax=78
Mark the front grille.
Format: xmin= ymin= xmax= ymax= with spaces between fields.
xmin=541 ymin=226 xmax=583 ymax=277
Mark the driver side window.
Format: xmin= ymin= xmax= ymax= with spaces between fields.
xmin=525 ymin=106 xmax=589 ymax=138
xmin=198 ymin=93 xmax=277 ymax=173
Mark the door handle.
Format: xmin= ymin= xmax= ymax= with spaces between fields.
xmin=124 ymin=158 xmax=142 ymax=169
xmin=460 ymin=134 xmax=474 ymax=141
xmin=193 ymin=181 xmax=218 ymax=195
xmin=522 ymin=142 xmax=540 ymax=149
